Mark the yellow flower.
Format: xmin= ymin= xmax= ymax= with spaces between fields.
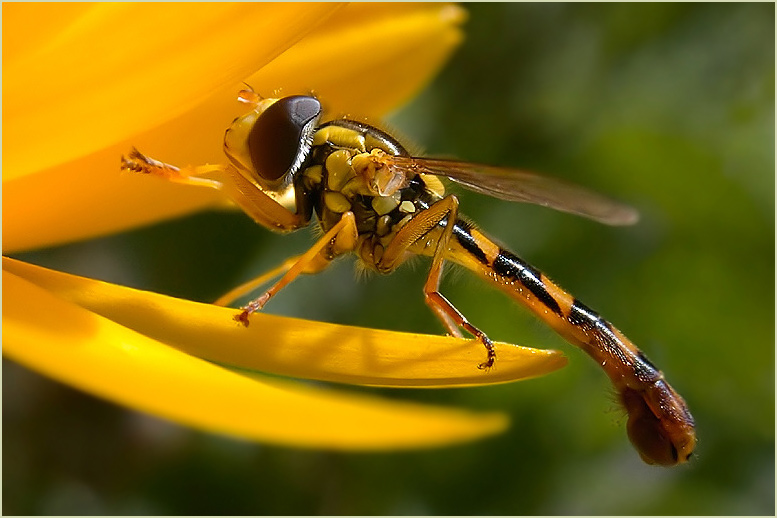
xmin=3 ymin=3 xmax=566 ymax=450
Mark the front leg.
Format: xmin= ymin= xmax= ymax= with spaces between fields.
xmin=121 ymin=148 xmax=309 ymax=233
xmin=235 ymin=211 xmax=359 ymax=325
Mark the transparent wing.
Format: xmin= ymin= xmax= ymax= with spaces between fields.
xmin=388 ymin=156 xmax=639 ymax=226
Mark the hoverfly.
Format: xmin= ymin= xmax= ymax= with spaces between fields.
xmin=122 ymin=90 xmax=695 ymax=466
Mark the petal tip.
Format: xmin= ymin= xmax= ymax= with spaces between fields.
xmin=439 ymin=3 xmax=468 ymax=25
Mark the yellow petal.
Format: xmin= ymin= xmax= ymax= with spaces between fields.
xmin=3 ymin=264 xmax=509 ymax=450
xmin=4 ymin=257 xmax=567 ymax=387
xmin=3 ymin=3 xmax=344 ymax=181
xmin=2 ymin=151 xmax=228 ymax=254
xmin=3 ymin=3 xmax=466 ymax=253
xmin=247 ymin=3 xmax=467 ymax=118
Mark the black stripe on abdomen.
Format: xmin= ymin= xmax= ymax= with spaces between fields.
xmin=492 ymin=251 xmax=563 ymax=316
xmin=452 ymin=221 xmax=489 ymax=265
xmin=568 ymin=299 xmax=623 ymax=356
xmin=568 ymin=299 xmax=660 ymax=382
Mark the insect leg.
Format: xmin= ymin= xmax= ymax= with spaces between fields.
xmin=121 ymin=148 xmax=310 ymax=232
xmin=379 ymin=195 xmax=496 ymax=370
xmin=235 ymin=211 xmax=359 ymax=326
xmin=121 ymin=147 xmax=224 ymax=189
xmin=213 ymin=255 xmax=303 ymax=307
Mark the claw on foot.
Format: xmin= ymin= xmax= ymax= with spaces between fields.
xmin=234 ymin=293 xmax=271 ymax=328
xmin=120 ymin=148 xmax=146 ymax=173
xmin=234 ymin=310 xmax=251 ymax=327
xmin=120 ymin=147 xmax=180 ymax=178
xmin=459 ymin=322 xmax=496 ymax=371
xmin=476 ymin=335 xmax=497 ymax=371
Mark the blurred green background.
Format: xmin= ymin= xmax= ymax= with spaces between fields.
xmin=5 ymin=3 xmax=774 ymax=515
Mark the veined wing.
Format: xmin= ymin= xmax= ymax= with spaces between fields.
xmin=388 ymin=156 xmax=639 ymax=226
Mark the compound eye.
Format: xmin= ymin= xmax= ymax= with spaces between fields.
xmin=247 ymin=96 xmax=321 ymax=182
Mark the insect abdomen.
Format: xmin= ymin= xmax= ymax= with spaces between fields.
xmin=446 ymin=220 xmax=696 ymax=465
xmin=447 ymin=220 xmax=654 ymax=381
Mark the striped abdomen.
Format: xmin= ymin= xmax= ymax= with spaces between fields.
xmin=447 ymin=219 xmax=696 ymax=466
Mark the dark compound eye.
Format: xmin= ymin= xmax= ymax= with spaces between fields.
xmin=247 ymin=96 xmax=321 ymax=182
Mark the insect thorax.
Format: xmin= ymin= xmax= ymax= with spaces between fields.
xmin=298 ymin=119 xmax=445 ymax=270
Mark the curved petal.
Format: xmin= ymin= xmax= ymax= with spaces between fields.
xmin=2 ymin=3 xmax=466 ymax=253
xmin=2 ymin=152 xmax=228 ymax=254
xmin=4 ymin=257 xmax=567 ymax=388
xmin=3 ymin=3 xmax=345 ymax=181
xmin=247 ymin=3 xmax=467 ymax=118
xmin=3 ymin=265 xmax=509 ymax=450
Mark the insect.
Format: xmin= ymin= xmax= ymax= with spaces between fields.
xmin=122 ymin=90 xmax=695 ymax=466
